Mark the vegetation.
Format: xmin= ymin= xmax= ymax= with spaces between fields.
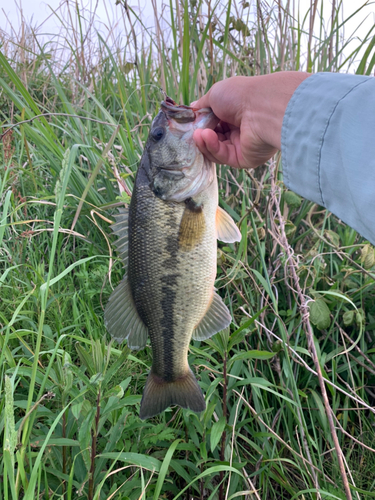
xmin=1 ymin=0 xmax=375 ymax=498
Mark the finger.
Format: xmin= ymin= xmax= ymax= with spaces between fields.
xmin=202 ymin=129 xmax=246 ymax=168
xmin=193 ymin=129 xmax=225 ymax=163
xmin=216 ymin=132 xmax=227 ymax=142
xmin=190 ymin=90 xmax=211 ymax=110
xmin=194 ymin=129 xmax=244 ymax=168
xmin=193 ymin=129 xmax=221 ymax=163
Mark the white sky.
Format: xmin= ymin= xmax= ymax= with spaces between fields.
xmin=0 ymin=0 xmax=154 ymax=32
xmin=1 ymin=0 xmax=374 ymax=72
xmin=1 ymin=1 xmax=147 ymax=36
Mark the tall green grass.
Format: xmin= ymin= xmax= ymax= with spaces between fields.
xmin=1 ymin=1 xmax=375 ymax=499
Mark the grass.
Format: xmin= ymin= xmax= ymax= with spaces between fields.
xmin=1 ymin=0 xmax=375 ymax=498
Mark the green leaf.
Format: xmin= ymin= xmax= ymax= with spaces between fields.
xmin=229 ymin=350 xmax=275 ymax=368
xmin=309 ymin=299 xmax=331 ymax=330
xmin=99 ymin=452 xmax=161 ymax=472
xmin=284 ymin=190 xmax=302 ymax=208
xmin=29 ymin=437 xmax=79 ymax=447
xmin=105 ymin=385 xmax=124 ymax=399
xmin=313 ymin=290 xmax=356 ymax=308
xmin=210 ymin=416 xmax=226 ymax=452
xmin=324 ymin=230 xmax=340 ymax=247
xmin=343 ymin=310 xmax=355 ymax=327
xmin=78 ymin=408 xmax=96 ymax=472
xmin=229 ymin=307 xmax=266 ymax=345
xmin=23 ymin=402 xmax=73 ymax=500
xmin=72 ymin=401 xmax=84 ymax=420
xmin=3 ymin=449 xmax=17 ymax=500
xmin=153 ymin=439 xmax=181 ymax=500
xmin=0 ymin=189 xmax=12 ymax=247
xmin=89 ymin=373 xmax=104 ymax=386
xmin=251 ymin=384 xmax=298 ymax=407
xmin=356 ymin=34 xmax=375 ymax=75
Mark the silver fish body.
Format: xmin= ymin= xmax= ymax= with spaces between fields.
xmin=105 ymin=98 xmax=241 ymax=419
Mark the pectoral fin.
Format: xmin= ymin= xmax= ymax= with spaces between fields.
xmin=216 ymin=206 xmax=241 ymax=243
xmin=192 ymin=292 xmax=232 ymax=341
xmin=178 ymin=199 xmax=205 ymax=251
xmin=104 ymin=276 xmax=148 ymax=349
xmin=111 ymin=207 xmax=129 ymax=267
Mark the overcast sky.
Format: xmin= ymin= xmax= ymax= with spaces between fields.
xmin=1 ymin=0 xmax=374 ymax=72
xmin=0 ymin=0 xmax=154 ymax=32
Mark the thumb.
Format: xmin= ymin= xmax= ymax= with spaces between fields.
xmin=190 ymin=90 xmax=211 ymax=109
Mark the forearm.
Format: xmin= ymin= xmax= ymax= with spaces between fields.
xmin=282 ymin=72 xmax=375 ymax=244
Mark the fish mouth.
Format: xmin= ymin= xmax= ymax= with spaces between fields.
xmin=157 ymin=168 xmax=185 ymax=179
xmin=161 ymin=97 xmax=195 ymax=123
xmin=160 ymin=96 xmax=219 ymax=130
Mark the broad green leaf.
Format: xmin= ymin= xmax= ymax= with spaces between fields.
xmin=210 ymin=416 xmax=226 ymax=452
xmin=284 ymin=190 xmax=302 ymax=208
xmin=99 ymin=452 xmax=161 ymax=472
xmin=78 ymin=408 xmax=96 ymax=472
xmin=153 ymin=439 xmax=181 ymax=500
xmin=229 ymin=350 xmax=275 ymax=367
xmin=343 ymin=310 xmax=355 ymax=326
xmin=309 ymin=298 xmax=331 ymax=330
xmin=29 ymin=437 xmax=80 ymax=447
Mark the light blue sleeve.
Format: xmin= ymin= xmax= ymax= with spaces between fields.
xmin=281 ymin=72 xmax=375 ymax=244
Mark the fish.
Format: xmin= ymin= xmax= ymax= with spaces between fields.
xmin=105 ymin=96 xmax=241 ymax=420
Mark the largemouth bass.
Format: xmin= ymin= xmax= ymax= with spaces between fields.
xmin=105 ymin=97 xmax=241 ymax=420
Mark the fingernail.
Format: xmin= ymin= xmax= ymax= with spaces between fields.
xmin=190 ymin=100 xmax=197 ymax=107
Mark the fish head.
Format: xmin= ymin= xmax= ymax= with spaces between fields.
xmin=147 ymin=97 xmax=219 ymax=202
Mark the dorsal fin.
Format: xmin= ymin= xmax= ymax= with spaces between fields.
xmin=111 ymin=207 xmax=129 ymax=267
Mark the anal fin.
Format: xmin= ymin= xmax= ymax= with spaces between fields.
xmin=192 ymin=292 xmax=232 ymax=341
xmin=104 ymin=277 xmax=148 ymax=350
xmin=216 ymin=206 xmax=241 ymax=243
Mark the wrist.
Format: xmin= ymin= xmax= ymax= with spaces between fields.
xmin=247 ymin=72 xmax=311 ymax=151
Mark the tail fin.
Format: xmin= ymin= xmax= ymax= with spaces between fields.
xmin=139 ymin=370 xmax=206 ymax=420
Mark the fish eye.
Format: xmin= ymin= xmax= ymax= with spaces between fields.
xmin=151 ymin=127 xmax=165 ymax=141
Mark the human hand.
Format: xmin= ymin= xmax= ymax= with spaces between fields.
xmin=192 ymin=72 xmax=311 ymax=169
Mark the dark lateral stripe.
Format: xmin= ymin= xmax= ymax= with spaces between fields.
xmin=160 ymin=273 xmax=179 ymax=382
